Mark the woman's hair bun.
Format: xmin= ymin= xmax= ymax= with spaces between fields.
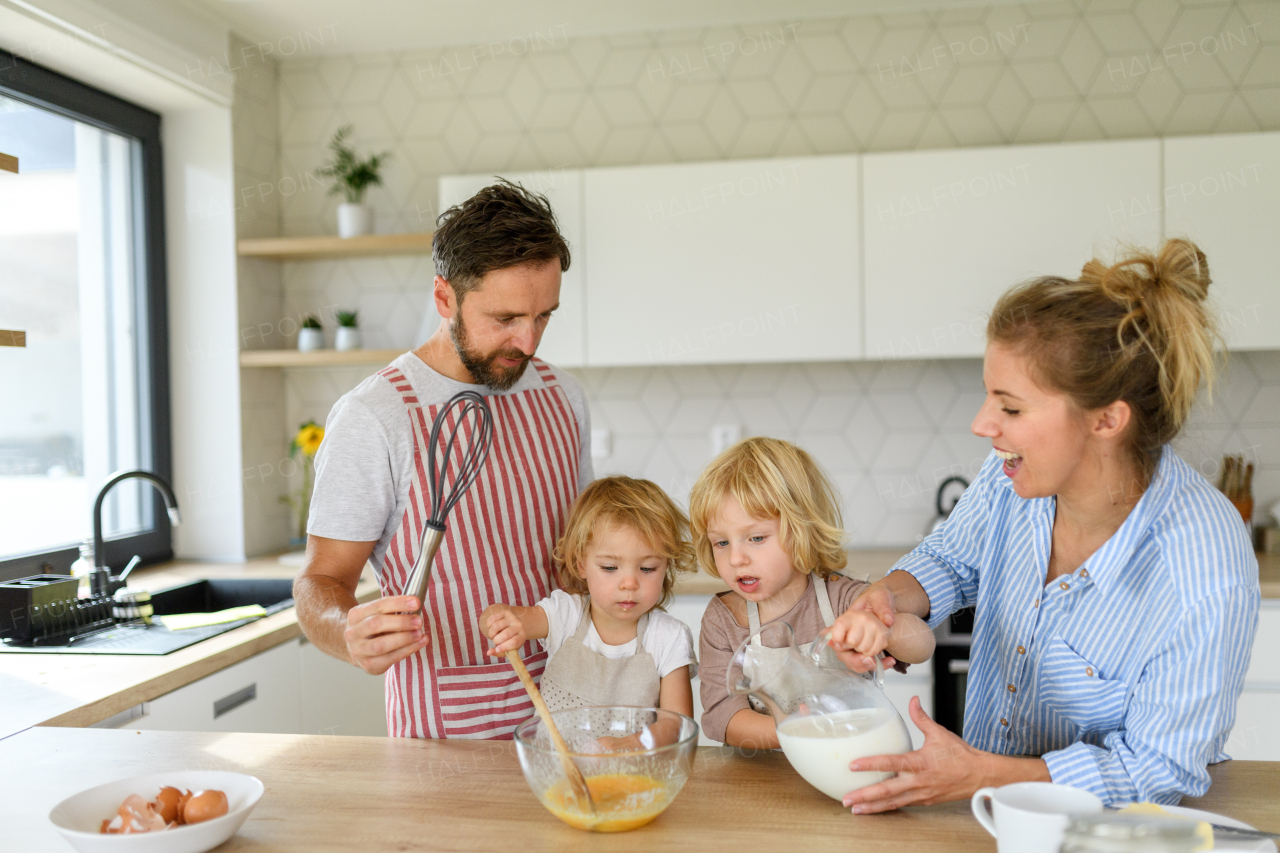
xmin=1081 ymin=238 xmax=1211 ymax=307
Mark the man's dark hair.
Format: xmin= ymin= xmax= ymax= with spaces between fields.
xmin=432 ymin=178 xmax=571 ymax=301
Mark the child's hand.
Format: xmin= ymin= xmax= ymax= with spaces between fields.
xmin=827 ymin=609 xmax=892 ymax=671
xmin=481 ymin=604 xmax=526 ymax=656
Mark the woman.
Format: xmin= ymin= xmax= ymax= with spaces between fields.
xmin=829 ymin=238 xmax=1260 ymax=810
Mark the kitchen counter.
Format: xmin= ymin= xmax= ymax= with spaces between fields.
xmin=0 ymin=556 xmax=380 ymax=739
xmin=2 ymin=547 xmax=1273 ymax=741
xmin=673 ymin=548 xmax=1280 ymax=598
xmin=1259 ymin=551 xmax=1280 ymax=598
xmin=674 ymin=548 xmax=912 ymax=595
xmin=4 ymin=728 xmax=1278 ymax=852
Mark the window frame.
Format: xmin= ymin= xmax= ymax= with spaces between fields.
xmin=0 ymin=49 xmax=172 ymax=582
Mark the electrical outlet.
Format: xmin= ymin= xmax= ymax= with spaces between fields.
xmin=710 ymin=424 xmax=742 ymax=456
xmin=591 ymin=428 xmax=611 ymax=460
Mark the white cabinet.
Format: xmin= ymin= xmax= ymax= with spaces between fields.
xmin=1228 ymin=604 xmax=1280 ymax=760
xmin=583 ymin=156 xmax=861 ymax=366
xmin=863 ymin=139 xmax=1162 ymax=359
xmin=1163 ymin=131 xmax=1280 ymax=350
xmin=132 ymin=640 xmax=302 ymax=734
xmin=438 ymin=169 xmax=586 ymax=367
xmin=299 ymin=636 xmax=386 ymax=736
xmin=883 ymin=671 xmax=932 ymax=750
xmin=668 ymin=594 xmax=715 ymax=746
xmin=124 ymin=638 xmax=386 ymax=736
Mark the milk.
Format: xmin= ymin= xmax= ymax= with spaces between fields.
xmin=776 ymin=708 xmax=913 ymax=800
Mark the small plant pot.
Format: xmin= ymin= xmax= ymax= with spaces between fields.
xmin=337 ymin=202 xmax=373 ymax=238
xmin=297 ymin=328 xmax=325 ymax=352
xmin=335 ymin=326 xmax=362 ymax=352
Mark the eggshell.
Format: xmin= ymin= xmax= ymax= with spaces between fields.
xmin=153 ymin=786 xmax=185 ymax=824
xmin=182 ymin=789 xmax=229 ymax=825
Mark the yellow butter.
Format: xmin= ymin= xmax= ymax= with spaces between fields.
xmin=1120 ymin=803 xmax=1214 ymax=851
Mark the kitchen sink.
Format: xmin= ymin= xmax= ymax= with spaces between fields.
xmin=0 ymin=578 xmax=296 ymax=656
xmin=149 ymin=578 xmax=296 ymax=616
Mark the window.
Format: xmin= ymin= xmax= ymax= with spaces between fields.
xmin=0 ymin=51 xmax=170 ymax=581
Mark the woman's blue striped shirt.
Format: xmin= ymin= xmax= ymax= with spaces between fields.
xmin=892 ymin=448 xmax=1260 ymax=805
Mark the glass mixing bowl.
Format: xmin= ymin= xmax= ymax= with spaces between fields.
xmin=513 ymin=706 xmax=699 ymax=832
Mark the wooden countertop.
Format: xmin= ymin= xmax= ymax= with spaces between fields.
xmin=676 ymin=549 xmax=1280 ymax=598
xmin=1 ymin=546 xmax=1271 ymax=740
xmin=0 ymin=556 xmax=379 ymax=739
xmin=674 ymin=548 xmax=911 ymax=596
xmin=1259 ymin=551 xmax=1279 ymax=599
xmin=3 ymin=728 xmax=1277 ymax=852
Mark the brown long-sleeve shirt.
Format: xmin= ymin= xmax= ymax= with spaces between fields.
xmin=698 ymin=573 xmax=870 ymax=744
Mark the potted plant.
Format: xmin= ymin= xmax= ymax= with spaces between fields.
xmin=280 ymin=420 xmax=324 ymax=546
xmin=298 ymin=314 xmax=325 ymax=352
xmin=335 ymin=309 xmax=361 ymax=351
xmin=315 ymin=124 xmax=391 ymax=238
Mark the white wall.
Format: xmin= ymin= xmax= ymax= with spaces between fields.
xmin=163 ymin=108 xmax=245 ymax=559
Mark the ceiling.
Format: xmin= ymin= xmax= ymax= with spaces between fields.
xmin=183 ymin=0 xmax=1049 ymax=55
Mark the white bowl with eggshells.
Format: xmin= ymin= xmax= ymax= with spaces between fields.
xmin=48 ymin=770 xmax=263 ymax=853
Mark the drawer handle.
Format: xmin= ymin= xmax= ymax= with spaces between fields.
xmin=213 ymin=683 xmax=257 ymax=718
xmin=948 ymin=659 xmax=970 ymax=675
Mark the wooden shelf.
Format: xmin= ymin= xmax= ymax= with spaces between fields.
xmin=239 ymin=348 xmax=405 ymax=368
xmin=0 ymin=329 xmax=26 ymax=347
xmin=0 ymin=152 xmax=16 ymax=174
xmin=237 ymin=232 xmax=434 ymax=261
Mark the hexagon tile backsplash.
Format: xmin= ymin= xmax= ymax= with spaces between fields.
xmin=280 ymin=352 xmax=1280 ymax=547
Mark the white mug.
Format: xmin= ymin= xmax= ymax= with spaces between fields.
xmin=971 ymin=782 xmax=1103 ymax=853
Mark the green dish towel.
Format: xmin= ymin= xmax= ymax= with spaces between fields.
xmin=159 ymin=605 xmax=268 ymax=631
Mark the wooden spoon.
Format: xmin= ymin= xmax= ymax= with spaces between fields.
xmin=505 ymin=650 xmax=596 ymax=815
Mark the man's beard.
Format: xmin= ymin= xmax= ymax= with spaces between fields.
xmin=449 ymin=312 xmax=531 ymax=391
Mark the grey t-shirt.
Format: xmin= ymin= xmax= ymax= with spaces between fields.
xmin=308 ymin=352 xmax=593 ymax=570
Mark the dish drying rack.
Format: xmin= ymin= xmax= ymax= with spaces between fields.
xmin=0 ymin=575 xmax=147 ymax=647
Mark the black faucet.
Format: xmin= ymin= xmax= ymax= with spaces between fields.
xmin=90 ymin=470 xmax=181 ymax=597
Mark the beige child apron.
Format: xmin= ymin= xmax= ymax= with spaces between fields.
xmin=539 ymin=596 xmax=662 ymax=712
xmin=744 ymin=574 xmax=837 ymax=714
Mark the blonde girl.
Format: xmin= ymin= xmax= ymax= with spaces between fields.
xmin=692 ymin=437 xmax=935 ymax=750
xmin=482 ymin=476 xmax=697 ymax=721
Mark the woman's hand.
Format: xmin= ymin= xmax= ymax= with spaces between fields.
xmin=841 ymin=698 xmax=1050 ymax=812
xmin=481 ymin=604 xmax=527 ymax=656
xmin=841 ymin=697 xmax=985 ymax=812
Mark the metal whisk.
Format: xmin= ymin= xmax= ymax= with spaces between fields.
xmin=402 ymin=390 xmax=495 ymax=604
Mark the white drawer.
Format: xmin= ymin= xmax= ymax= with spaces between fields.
xmin=1227 ymin=687 xmax=1280 ymax=761
xmin=132 ymin=640 xmax=302 ymax=734
xmin=299 ymin=638 xmax=386 ymax=736
xmin=1244 ymin=605 xmax=1280 ymax=685
xmin=883 ymin=676 xmax=932 ymax=750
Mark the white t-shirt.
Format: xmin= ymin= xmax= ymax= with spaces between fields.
xmin=537 ymin=590 xmax=698 ymax=680
xmin=308 ymin=352 xmax=593 ymax=570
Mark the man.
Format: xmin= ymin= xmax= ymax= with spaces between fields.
xmin=294 ymin=180 xmax=592 ymax=739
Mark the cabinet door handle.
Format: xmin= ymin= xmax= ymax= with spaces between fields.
xmin=213 ymin=683 xmax=257 ymax=718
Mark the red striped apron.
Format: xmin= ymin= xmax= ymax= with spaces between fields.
xmin=376 ymin=358 xmax=582 ymax=739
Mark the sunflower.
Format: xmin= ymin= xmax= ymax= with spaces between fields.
xmin=291 ymin=421 xmax=325 ymax=457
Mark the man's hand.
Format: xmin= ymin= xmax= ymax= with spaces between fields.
xmin=344 ymin=595 xmax=429 ymax=675
xmin=482 ymin=604 xmax=527 ymax=656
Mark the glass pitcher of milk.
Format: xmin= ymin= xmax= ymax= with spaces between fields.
xmin=728 ymin=621 xmax=913 ymax=801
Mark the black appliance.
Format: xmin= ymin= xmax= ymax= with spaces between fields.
xmin=932 ymin=606 xmax=974 ymax=736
